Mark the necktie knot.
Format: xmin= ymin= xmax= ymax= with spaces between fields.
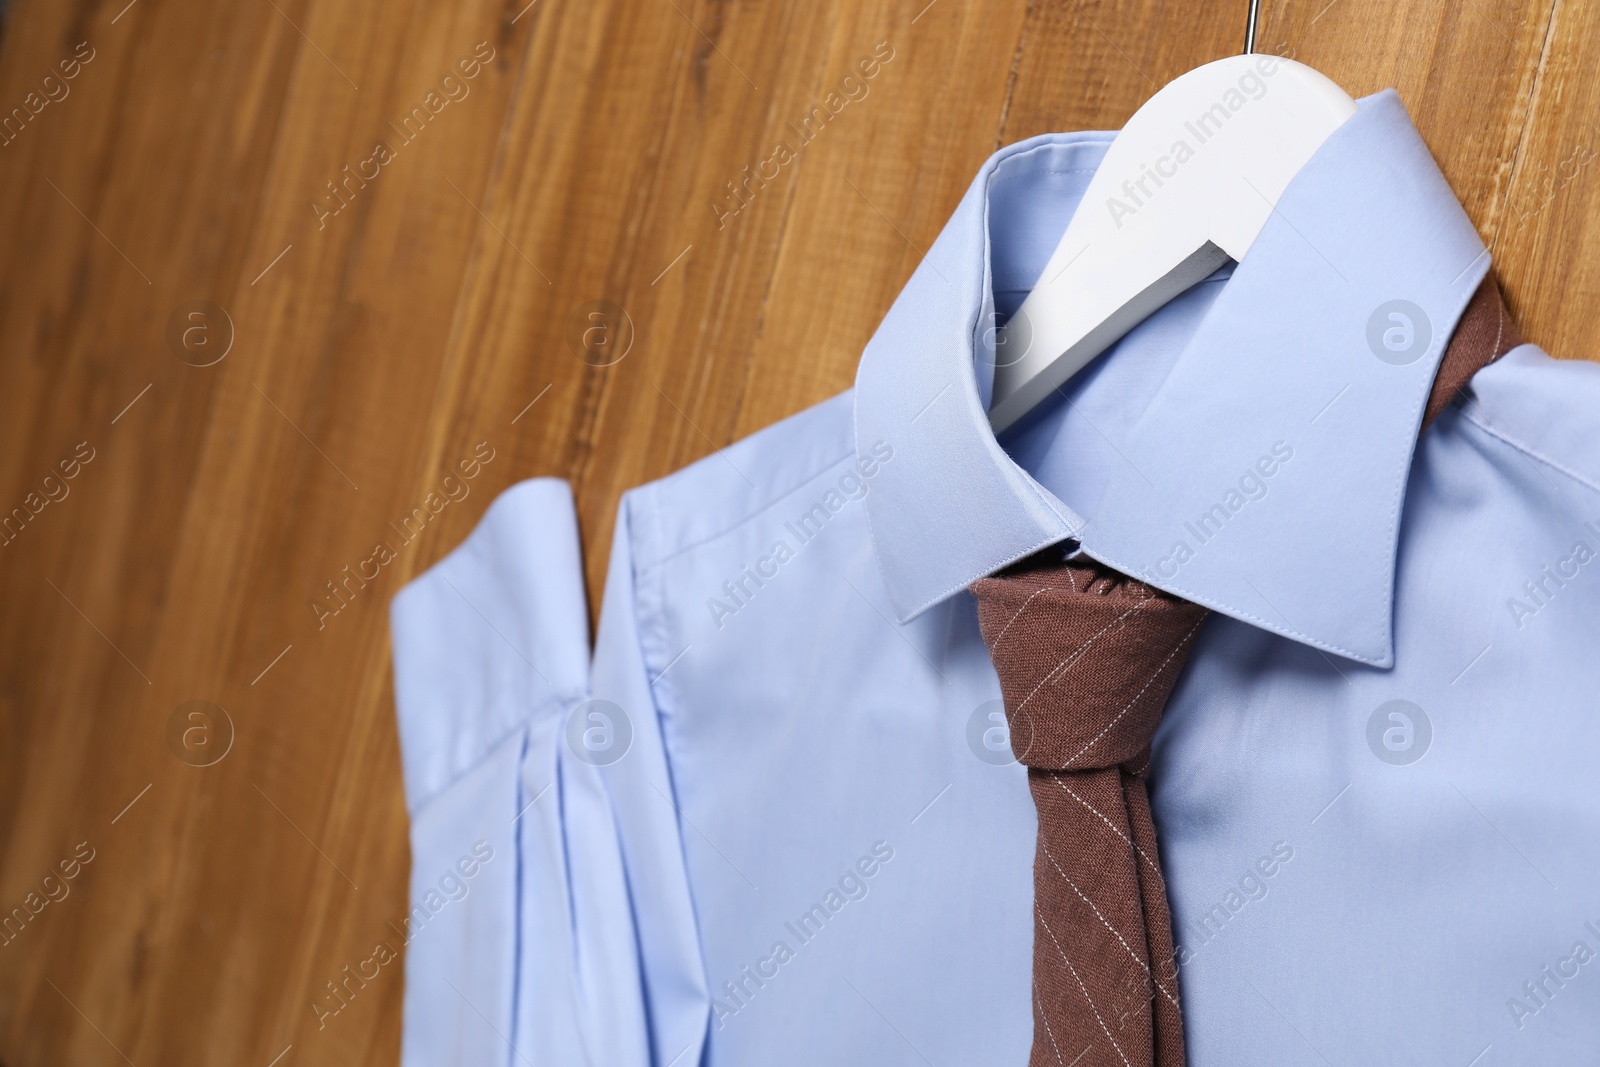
xmin=971 ymin=556 xmax=1209 ymax=773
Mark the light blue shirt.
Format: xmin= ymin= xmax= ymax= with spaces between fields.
xmin=390 ymin=90 xmax=1600 ymax=1066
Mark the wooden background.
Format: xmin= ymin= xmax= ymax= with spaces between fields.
xmin=0 ymin=0 xmax=1594 ymax=1062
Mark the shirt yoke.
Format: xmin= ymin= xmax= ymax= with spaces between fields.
xmin=625 ymin=389 xmax=859 ymax=577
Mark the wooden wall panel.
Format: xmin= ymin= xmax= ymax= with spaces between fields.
xmin=1257 ymin=0 xmax=1560 ymax=316
xmin=0 ymin=0 xmax=1590 ymax=1063
xmin=1486 ymin=0 xmax=1600 ymax=354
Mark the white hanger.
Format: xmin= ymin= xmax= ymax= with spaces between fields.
xmin=987 ymin=15 xmax=1357 ymax=433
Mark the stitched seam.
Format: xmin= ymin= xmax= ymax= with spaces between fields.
xmin=1459 ymin=407 xmax=1600 ymax=498
xmin=1354 ymin=267 xmax=1488 ymax=655
xmin=624 ymin=495 xmax=719 ymax=1065
xmin=990 ymin=167 xmax=1105 ymax=181
xmin=1084 ymin=542 xmax=1373 ymax=662
xmin=637 ymin=446 xmax=856 ymax=578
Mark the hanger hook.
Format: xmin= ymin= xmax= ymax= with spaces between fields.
xmin=1244 ymin=0 xmax=1262 ymax=54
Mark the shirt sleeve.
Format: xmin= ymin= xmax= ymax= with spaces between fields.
xmin=389 ymin=477 xmax=648 ymax=1065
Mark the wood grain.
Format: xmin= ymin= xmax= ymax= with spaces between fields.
xmin=0 ymin=0 xmax=1590 ymax=1062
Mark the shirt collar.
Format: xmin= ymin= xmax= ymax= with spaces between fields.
xmin=855 ymin=89 xmax=1489 ymax=667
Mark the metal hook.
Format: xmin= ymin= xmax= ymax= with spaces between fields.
xmin=1245 ymin=0 xmax=1262 ymax=54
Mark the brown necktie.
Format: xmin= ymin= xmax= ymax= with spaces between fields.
xmin=971 ymin=275 xmax=1519 ymax=1067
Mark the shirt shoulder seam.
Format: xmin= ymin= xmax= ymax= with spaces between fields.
xmin=632 ymin=446 xmax=858 ymax=578
xmin=1459 ymin=405 xmax=1600 ymax=498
